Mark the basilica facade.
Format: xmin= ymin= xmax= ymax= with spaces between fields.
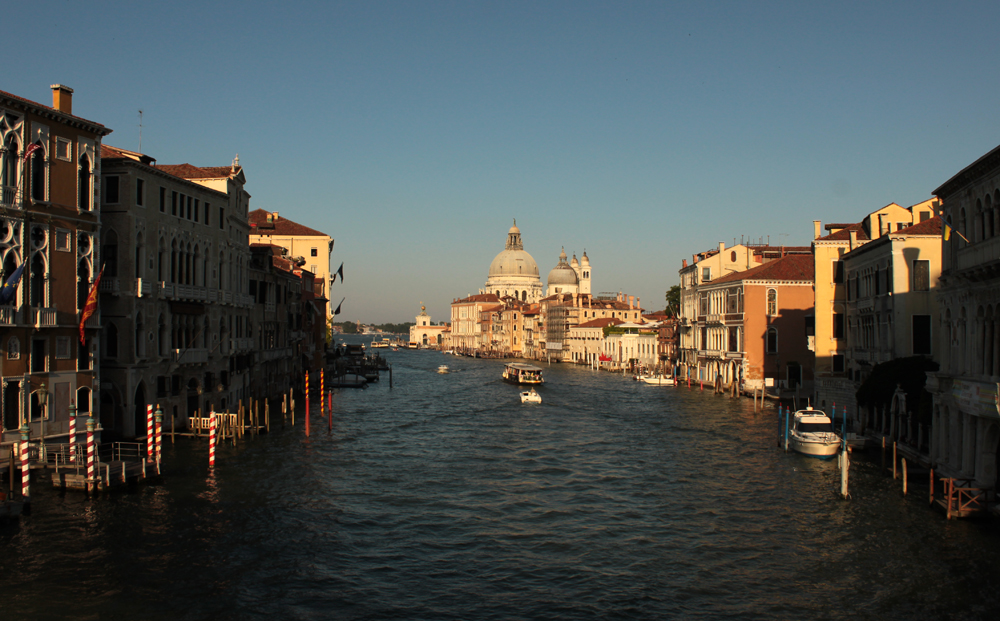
xmin=481 ymin=220 xmax=543 ymax=303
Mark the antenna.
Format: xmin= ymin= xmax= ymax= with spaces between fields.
xmin=138 ymin=109 xmax=143 ymax=152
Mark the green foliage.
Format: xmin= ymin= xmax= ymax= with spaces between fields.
xmin=855 ymin=356 xmax=939 ymax=424
xmin=665 ymin=285 xmax=681 ymax=316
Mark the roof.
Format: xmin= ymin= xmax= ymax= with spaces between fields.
xmin=576 ymin=317 xmax=624 ymax=328
xmin=933 ymin=142 xmax=1000 ymax=198
xmin=248 ymin=209 xmax=329 ymax=238
xmin=454 ymin=293 xmax=501 ymax=304
xmin=157 ymin=163 xmax=237 ymax=179
xmin=817 ymin=222 xmax=869 ymax=242
xmin=895 ymin=215 xmax=942 ymax=236
xmin=0 ymin=88 xmax=111 ymax=136
xmin=709 ymin=253 xmax=814 ymax=285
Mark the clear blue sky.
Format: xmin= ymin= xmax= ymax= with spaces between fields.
xmin=6 ymin=1 xmax=1000 ymax=323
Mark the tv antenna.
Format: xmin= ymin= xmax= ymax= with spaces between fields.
xmin=138 ymin=109 xmax=144 ymax=152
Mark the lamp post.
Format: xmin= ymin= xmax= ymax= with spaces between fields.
xmin=38 ymin=382 xmax=48 ymax=463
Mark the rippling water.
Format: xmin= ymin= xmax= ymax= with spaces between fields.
xmin=3 ymin=346 xmax=1000 ymax=620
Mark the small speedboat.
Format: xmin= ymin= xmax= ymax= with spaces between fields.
xmin=639 ymin=374 xmax=675 ymax=386
xmin=437 ymin=365 xmax=449 ymax=374
xmin=788 ymin=409 xmax=841 ymax=458
xmin=520 ymin=389 xmax=542 ymax=404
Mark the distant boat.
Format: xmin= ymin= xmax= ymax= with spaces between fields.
xmin=520 ymin=388 xmax=542 ymax=404
xmin=639 ymin=374 xmax=675 ymax=386
xmin=437 ymin=365 xmax=449 ymax=374
xmin=502 ymin=362 xmax=544 ymax=385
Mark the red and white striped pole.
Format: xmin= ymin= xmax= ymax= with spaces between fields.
xmin=19 ymin=424 xmax=30 ymax=506
xmin=154 ymin=406 xmax=163 ymax=465
xmin=208 ymin=410 xmax=217 ymax=468
xmin=68 ymin=402 xmax=77 ymax=463
xmin=305 ymin=371 xmax=311 ymax=437
xmin=146 ymin=403 xmax=154 ymax=461
xmin=86 ymin=417 xmax=96 ymax=494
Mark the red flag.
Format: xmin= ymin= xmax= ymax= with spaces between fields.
xmin=22 ymin=143 xmax=42 ymax=162
xmin=79 ymin=265 xmax=104 ymax=344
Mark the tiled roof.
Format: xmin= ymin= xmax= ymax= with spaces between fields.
xmin=576 ymin=317 xmax=624 ymax=328
xmin=248 ymin=209 xmax=329 ymax=238
xmin=818 ymin=222 xmax=869 ymax=242
xmin=157 ymin=163 xmax=236 ymax=180
xmin=895 ymin=215 xmax=942 ymax=236
xmin=0 ymin=88 xmax=110 ymax=133
xmin=710 ymin=254 xmax=814 ymax=285
xmin=454 ymin=293 xmax=501 ymax=304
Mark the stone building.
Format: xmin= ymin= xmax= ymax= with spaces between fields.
xmin=98 ymin=147 xmax=253 ymax=435
xmin=926 ymin=143 xmax=1000 ymax=489
xmin=0 ymin=85 xmax=111 ymax=440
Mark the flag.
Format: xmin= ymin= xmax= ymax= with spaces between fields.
xmin=335 ymin=262 xmax=344 ymax=283
xmin=0 ymin=261 xmax=25 ymax=305
xmin=22 ymin=143 xmax=41 ymax=162
xmin=334 ymin=297 xmax=345 ymax=316
xmin=78 ymin=265 xmax=104 ymax=344
xmin=942 ymin=220 xmax=952 ymax=241
xmin=939 ymin=210 xmax=968 ymax=243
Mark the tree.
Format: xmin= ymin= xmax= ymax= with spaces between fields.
xmin=664 ymin=285 xmax=681 ymax=317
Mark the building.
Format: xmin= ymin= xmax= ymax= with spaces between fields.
xmin=409 ymin=306 xmax=448 ymax=348
xmin=812 ymin=200 xmax=938 ymax=410
xmin=248 ymin=244 xmax=304 ymax=404
xmin=566 ymin=317 xmax=622 ymax=366
xmin=450 ymin=293 xmax=502 ymax=354
xmin=697 ymin=254 xmax=815 ymax=392
xmin=546 ymin=248 xmax=592 ymax=297
xmin=926 ymin=143 xmax=1000 ymax=490
xmin=98 ymin=146 xmax=253 ymax=435
xmin=602 ymin=322 xmax=659 ymax=371
xmin=481 ymin=221 xmax=543 ymax=303
xmin=677 ymin=241 xmax=811 ymax=381
xmin=248 ymin=209 xmax=335 ymax=318
xmin=0 ymin=85 xmax=111 ymax=439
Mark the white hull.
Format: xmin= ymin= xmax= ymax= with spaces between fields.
xmin=520 ymin=390 xmax=542 ymax=404
xmin=639 ymin=375 xmax=675 ymax=386
xmin=789 ymin=435 xmax=840 ymax=457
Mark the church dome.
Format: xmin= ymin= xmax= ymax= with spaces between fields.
xmin=547 ymin=248 xmax=579 ymax=286
xmin=488 ymin=219 xmax=539 ymax=277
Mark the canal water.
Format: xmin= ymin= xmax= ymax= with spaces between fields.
xmin=3 ymin=346 xmax=1000 ymax=619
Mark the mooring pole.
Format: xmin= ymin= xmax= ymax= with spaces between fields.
xmin=19 ymin=424 xmax=30 ymax=507
xmin=305 ymin=371 xmax=311 ymax=437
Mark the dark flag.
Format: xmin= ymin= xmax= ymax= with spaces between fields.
xmin=0 ymin=261 xmax=26 ymax=305
xmin=334 ymin=297 xmax=345 ymax=316
xmin=336 ymin=262 xmax=344 ymax=283
xmin=79 ymin=265 xmax=104 ymax=344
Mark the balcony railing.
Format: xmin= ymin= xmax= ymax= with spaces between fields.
xmin=0 ymin=185 xmax=18 ymax=208
xmin=264 ymin=301 xmax=276 ymax=314
xmin=33 ymin=307 xmax=57 ymax=327
xmin=136 ymin=278 xmax=153 ymax=297
xmin=0 ymin=306 xmax=14 ymax=325
xmin=173 ymin=348 xmax=208 ymax=365
xmin=231 ymin=337 xmax=253 ymax=351
xmin=99 ymin=277 xmax=120 ymax=295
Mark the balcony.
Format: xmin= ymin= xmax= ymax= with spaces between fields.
xmin=99 ymin=277 xmax=120 ymax=296
xmin=0 ymin=306 xmax=14 ymax=325
xmin=159 ymin=281 xmax=174 ymax=297
xmin=265 ymin=301 xmax=276 ymax=314
xmin=0 ymin=185 xmax=19 ymax=208
xmin=136 ymin=278 xmax=153 ymax=297
xmin=955 ymin=236 xmax=1000 ymax=275
xmin=261 ymin=346 xmax=292 ymax=362
xmin=33 ymin=307 xmax=57 ymax=328
xmin=857 ymin=298 xmax=874 ymax=312
xmin=173 ymin=348 xmax=208 ymax=365
xmin=231 ymin=337 xmax=253 ymax=351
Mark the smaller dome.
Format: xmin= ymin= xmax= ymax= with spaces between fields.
xmin=548 ymin=247 xmax=579 ymax=286
xmin=509 ymin=218 xmax=520 ymax=235
xmin=570 ymin=253 xmax=579 ymax=268
xmin=581 ymin=250 xmax=590 ymax=266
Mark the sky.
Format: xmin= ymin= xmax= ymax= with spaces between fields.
xmin=6 ymin=1 xmax=1000 ymax=323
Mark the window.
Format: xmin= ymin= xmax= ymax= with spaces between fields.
xmin=7 ymin=337 xmax=19 ymax=360
xmin=104 ymin=176 xmax=120 ymax=204
xmin=55 ymin=229 xmax=71 ymax=252
xmin=219 ymin=206 xmax=224 ymax=229
xmin=55 ymin=138 xmax=71 ymax=161
xmin=913 ymin=315 xmax=932 ymax=355
xmin=194 ymin=199 xmax=199 ymax=222
xmin=171 ymin=191 xmax=178 ymax=216
xmin=55 ymin=337 xmax=70 ymax=359
xmin=832 ymin=354 xmax=845 ymax=373
xmin=766 ymin=327 xmax=778 ymax=353
xmin=204 ymin=202 xmax=210 ymax=225
xmin=32 ymin=339 xmax=46 ymax=373
xmin=78 ymin=155 xmax=91 ymax=211
xmin=805 ymin=315 xmax=815 ymax=337
xmin=912 ymin=260 xmax=930 ymax=292
xmin=702 ymin=267 xmax=711 ymax=282
xmin=311 ymin=248 xmax=318 ymax=257
xmin=920 ymin=211 xmax=931 ymax=222
xmin=833 ymin=313 xmax=845 ymax=339
xmin=766 ymin=289 xmax=777 ymax=316
xmin=159 ymin=187 xmax=166 ymax=212
xmin=30 ymin=144 xmax=45 ymax=201
xmin=187 ymin=196 xmax=192 ymax=220
xmin=136 ymin=178 xmax=145 ymax=206
xmin=833 ymin=261 xmax=844 ymax=284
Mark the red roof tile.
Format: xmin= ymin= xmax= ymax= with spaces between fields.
xmin=0 ymin=88 xmax=109 ymax=133
xmin=817 ymin=222 xmax=869 ymax=242
xmin=576 ymin=317 xmax=624 ymax=328
xmin=248 ymin=209 xmax=329 ymax=238
xmin=895 ymin=215 xmax=942 ymax=236
xmin=710 ymin=254 xmax=814 ymax=285
xmin=157 ymin=163 xmax=237 ymax=180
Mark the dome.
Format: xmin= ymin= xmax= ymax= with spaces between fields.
xmin=488 ymin=218 xmax=539 ymax=277
xmin=581 ymin=250 xmax=590 ymax=266
xmin=547 ymin=247 xmax=579 ymax=286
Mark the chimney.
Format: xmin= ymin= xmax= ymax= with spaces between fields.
xmin=813 ymin=220 xmax=822 ymax=240
xmin=878 ymin=214 xmax=887 ymax=237
xmin=629 ymin=296 xmax=634 ymax=309
xmin=718 ymin=242 xmax=725 ymax=254
xmin=849 ymin=229 xmax=857 ymax=251
xmin=51 ymin=84 xmax=74 ymax=115
xmin=682 ymin=258 xmax=688 ymax=268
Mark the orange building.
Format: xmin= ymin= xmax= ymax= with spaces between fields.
xmin=697 ymin=254 xmax=815 ymax=393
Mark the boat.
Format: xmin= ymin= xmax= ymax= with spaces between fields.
xmin=788 ymin=409 xmax=841 ymax=458
xmin=502 ymin=362 xmax=544 ymax=385
xmin=437 ymin=365 xmax=449 ymax=374
xmin=639 ymin=374 xmax=675 ymax=386
xmin=370 ymin=338 xmax=390 ymax=349
xmin=520 ymin=388 xmax=542 ymax=404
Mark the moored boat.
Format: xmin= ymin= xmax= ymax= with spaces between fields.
xmin=788 ymin=409 xmax=841 ymax=458
xmin=639 ymin=374 xmax=675 ymax=386
xmin=502 ymin=362 xmax=544 ymax=385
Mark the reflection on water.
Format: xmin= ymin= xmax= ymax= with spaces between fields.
xmin=2 ymin=345 xmax=1000 ymax=619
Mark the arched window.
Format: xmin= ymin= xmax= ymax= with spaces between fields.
xmin=103 ymin=229 xmax=118 ymax=277
xmin=30 ymin=253 xmax=45 ymax=307
xmin=78 ymin=259 xmax=91 ymax=310
xmin=78 ymin=154 xmax=92 ymax=211
xmin=766 ymin=327 xmax=778 ymax=353
xmin=105 ymin=323 xmax=119 ymax=359
xmin=1 ymin=135 xmax=19 ymax=191
xmin=30 ymin=143 xmax=45 ymax=201
xmin=766 ymin=289 xmax=777 ymax=316
xmin=7 ymin=336 xmax=19 ymax=360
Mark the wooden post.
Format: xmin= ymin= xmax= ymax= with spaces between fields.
xmin=929 ymin=468 xmax=935 ymax=506
xmin=266 ymin=400 xmax=270 ymax=434
xmin=893 ymin=442 xmax=898 ymax=479
xmin=946 ymin=478 xmax=953 ymax=519
xmin=170 ymin=407 xmax=175 ymax=444
xmin=840 ymin=449 xmax=849 ymax=499
xmin=282 ymin=394 xmax=287 ymax=427
xmin=881 ymin=436 xmax=886 ymax=471
xmin=902 ymin=458 xmax=908 ymax=496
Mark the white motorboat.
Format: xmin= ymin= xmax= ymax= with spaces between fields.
xmin=520 ymin=389 xmax=542 ymax=404
xmin=639 ymin=374 xmax=675 ymax=386
xmin=788 ymin=409 xmax=841 ymax=458
xmin=437 ymin=365 xmax=449 ymax=374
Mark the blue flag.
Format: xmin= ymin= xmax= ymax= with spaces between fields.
xmin=0 ymin=262 xmax=26 ymax=305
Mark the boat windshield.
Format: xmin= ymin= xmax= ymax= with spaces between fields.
xmin=797 ymin=422 xmax=833 ymax=433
